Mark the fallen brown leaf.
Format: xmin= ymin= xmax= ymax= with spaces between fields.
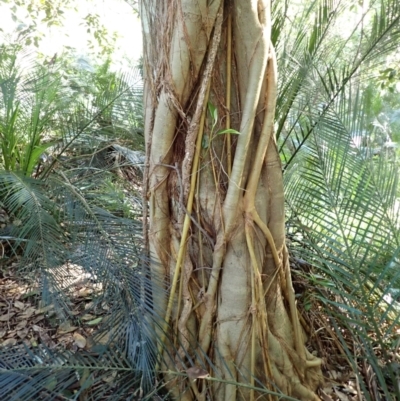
xmin=319 ymin=389 xmax=334 ymax=401
xmin=36 ymin=305 xmax=54 ymax=314
xmin=19 ymin=307 xmax=35 ymax=319
xmin=102 ymin=371 xmax=117 ymax=383
xmin=84 ymin=302 xmax=94 ymax=310
xmin=14 ymin=300 xmax=25 ymax=310
xmin=1 ymin=338 xmax=17 ymax=347
xmin=81 ymin=314 xmax=95 ymax=321
xmin=17 ymin=329 xmax=29 ymax=339
xmin=33 ymin=315 xmax=45 ymax=324
xmin=32 ymin=324 xmax=43 ymax=332
xmin=186 ymin=366 xmax=209 ymax=380
xmin=0 ymin=312 xmax=15 ymax=321
xmin=73 ymin=332 xmax=87 ymax=348
xmin=57 ymin=321 xmax=77 ymax=335
xmin=15 ymin=320 xmax=28 ymax=331
xmin=77 ymin=288 xmax=92 ymax=297
xmin=333 ymin=387 xmax=351 ymax=401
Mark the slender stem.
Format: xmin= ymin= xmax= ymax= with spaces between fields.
xmin=226 ymin=12 xmax=232 ymax=177
xmin=245 ymin=223 xmax=258 ymax=401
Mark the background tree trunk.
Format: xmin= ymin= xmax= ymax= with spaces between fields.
xmin=141 ymin=1 xmax=323 ymax=399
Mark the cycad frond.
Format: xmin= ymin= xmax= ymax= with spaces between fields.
xmin=0 ymin=343 xmax=160 ymax=400
xmin=276 ymin=0 xmax=400 ymax=167
xmin=285 ymin=84 xmax=400 ymax=399
xmin=0 ymin=166 xmax=169 ymax=398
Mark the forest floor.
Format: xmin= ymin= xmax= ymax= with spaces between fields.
xmin=1 ymin=173 xmax=399 ymax=401
xmin=0 ymin=261 xmax=107 ymax=354
xmin=1 ymin=258 xmax=398 ymax=400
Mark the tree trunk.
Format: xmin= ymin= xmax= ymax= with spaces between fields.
xmin=141 ymin=1 xmax=323 ymax=399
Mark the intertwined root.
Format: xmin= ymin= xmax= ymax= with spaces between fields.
xmin=142 ymin=1 xmax=323 ymax=399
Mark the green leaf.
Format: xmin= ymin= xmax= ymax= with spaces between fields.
xmin=44 ymin=377 xmax=57 ymax=391
xmin=207 ymin=102 xmax=218 ymax=125
xmin=87 ymin=317 xmax=103 ymax=326
xmin=202 ymin=136 xmax=209 ymax=149
xmin=216 ymin=128 xmax=241 ymax=135
xmin=24 ymin=142 xmax=56 ymax=176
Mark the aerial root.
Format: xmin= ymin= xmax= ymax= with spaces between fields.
xmin=244 ymin=216 xmax=323 ymax=401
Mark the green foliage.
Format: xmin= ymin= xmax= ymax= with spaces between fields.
xmin=84 ymin=13 xmax=119 ymax=57
xmin=1 ymin=0 xmax=400 ymax=399
xmin=0 ymin=345 xmax=145 ymax=399
xmin=0 ymin=45 xmax=64 ymax=175
xmin=0 ymin=44 xmax=144 ymax=177
xmin=275 ymin=0 xmax=400 ymax=397
xmin=0 ymin=39 xmax=151 ymax=398
xmin=202 ymin=102 xmax=240 ymax=149
xmin=274 ymin=0 xmax=400 ymax=167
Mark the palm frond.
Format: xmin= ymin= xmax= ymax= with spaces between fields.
xmin=0 ymin=165 xmax=171 ymax=399
xmin=285 ymin=83 xmax=400 ymax=399
xmin=0 ymin=342 xmax=160 ymax=401
xmin=276 ymin=0 xmax=400 ymax=167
